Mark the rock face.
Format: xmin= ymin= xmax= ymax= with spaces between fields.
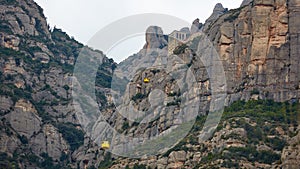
xmin=0 ymin=0 xmax=50 ymax=37
xmin=281 ymin=128 xmax=300 ymax=169
xmin=108 ymin=0 xmax=300 ymax=168
xmin=166 ymin=151 xmax=186 ymax=168
xmin=144 ymin=26 xmax=168 ymax=50
xmin=202 ymin=3 xmax=227 ymax=31
xmin=204 ymin=0 xmax=299 ymax=102
xmin=0 ymin=0 xmax=115 ymax=168
xmin=190 ymin=18 xmax=203 ymax=34
xmin=29 ymin=124 xmax=69 ymax=160
xmin=0 ymin=35 xmax=20 ymax=50
xmin=0 ymin=0 xmax=299 ymax=168
xmin=240 ymin=0 xmax=253 ymax=7
xmin=6 ymin=99 xmax=41 ymax=138
xmin=119 ymin=25 xmax=168 ymax=80
xmin=0 ymin=96 xmax=13 ymax=113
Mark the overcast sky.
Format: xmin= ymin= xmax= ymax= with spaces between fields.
xmin=34 ymin=0 xmax=243 ymax=62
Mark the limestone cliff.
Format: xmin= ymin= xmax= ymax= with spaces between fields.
xmin=205 ymin=0 xmax=299 ymax=102
xmin=106 ymin=0 xmax=300 ymax=168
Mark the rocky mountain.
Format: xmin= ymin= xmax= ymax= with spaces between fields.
xmin=104 ymin=0 xmax=300 ymax=168
xmin=205 ymin=0 xmax=300 ymax=102
xmin=0 ymin=0 xmax=299 ymax=169
xmin=0 ymin=0 xmax=116 ymax=168
xmin=202 ymin=3 xmax=228 ymax=31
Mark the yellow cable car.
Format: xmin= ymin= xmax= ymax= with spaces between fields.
xmin=143 ymin=77 xmax=150 ymax=83
xmin=101 ymin=141 xmax=110 ymax=149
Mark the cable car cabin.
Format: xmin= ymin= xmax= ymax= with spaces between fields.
xmin=143 ymin=78 xmax=150 ymax=83
xmin=101 ymin=141 xmax=110 ymax=149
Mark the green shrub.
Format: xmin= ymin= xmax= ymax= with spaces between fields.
xmin=173 ymin=44 xmax=188 ymax=55
xmin=98 ymin=152 xmax=112 ymax=169
xmin=150 ymin=69 xmax=160 ymax=75
xmin=63 ymin=85 xmax=70 ymax=91
xmin=245 ymin=123 xmax=263 ymax=143
xmin=201 ymin=152 xmax=222 ymax=163
xmin=222 ymin=160 xmax=239 ymax=168
xmin=0 ymin=152 xmax=19 ymax=169
xmin=28 ymin=46 xmax=43 ymax=55
xmin=224 ymin=13 xmax=239 ymax=22
xmin=0 ymin=20 xmax=12 ymax=34
xmin=60 ymin=153 xmax=68 ymax=162
xmin=266 ymin=137 xmax=286 ymax=151
xmin=96 ymin=91 xmax=107 ymax=107
xmin=167 ymin=92 xmax=177 ymax=97
xmin=95 ymin=71 xmax=112 ymax=88
xmin=40 ymin=153 xmax=54 ymax=167
xmin=122 ymin=121 xmax=130 ymax=131
xmin=227 ymin=146 xmax=280 ymax=164
xmin=224 ymin=7 xmax=242 ymax=23
xmin=166 ymin=98 xmax=181 ymax=107
xmin=56 ymin=123 xmax=84 ymax=151
xmin=18 ymin=135 xmax=28 ymax=144
xmin=0 ymin=0 xmax=17 ymax=6
xmin=251 ymin=88 xmax=260 ymax=95
xmin=224 ymin=100 xmax=246 ymax=113
xmin=132 ymin=93 xmax=146 ymax=101
xmin=133 ymin=164 xmax=147 ymax=169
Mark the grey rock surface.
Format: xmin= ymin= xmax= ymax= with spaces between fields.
xmin=240 ymin=0 xmax=253 ymax=7
xmin=144 ymin=26 xmax=168 ymax=50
